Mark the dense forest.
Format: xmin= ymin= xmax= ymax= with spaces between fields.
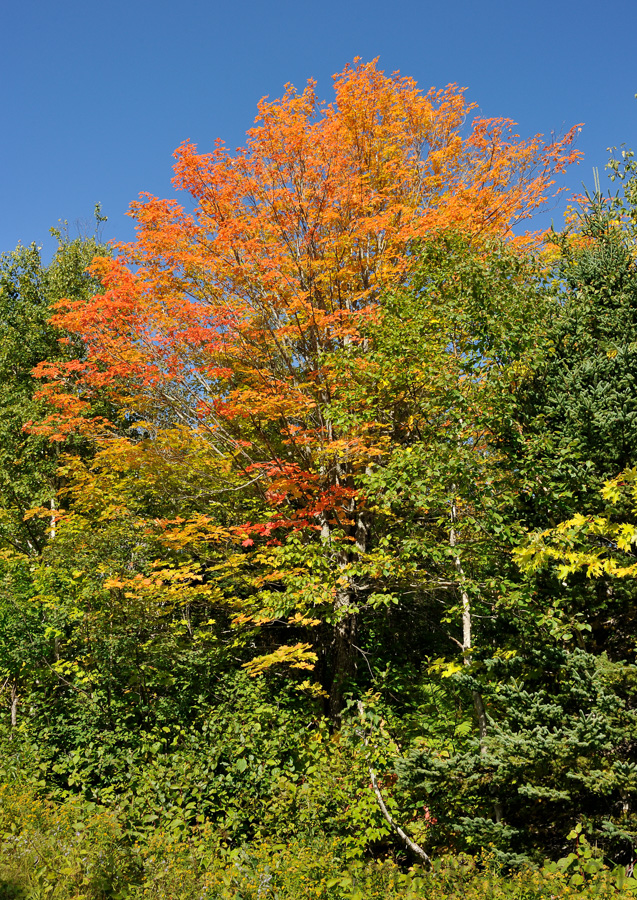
xmin=2 ymin=61 xmax=637 ymax=898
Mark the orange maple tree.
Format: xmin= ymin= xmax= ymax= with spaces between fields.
xmin=34 ymin=59 xmax=581 ymax=715
xmin=37 ymin=59 xmax=579 ymax=435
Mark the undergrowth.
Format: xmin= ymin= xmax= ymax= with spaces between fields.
xmin=1 ymin=782 xmax=636 ymax=900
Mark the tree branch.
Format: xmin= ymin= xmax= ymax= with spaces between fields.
xmin=357 ymin=700 xmax=431 ymax=865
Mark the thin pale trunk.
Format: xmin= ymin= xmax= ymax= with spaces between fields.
xmin=10 ymin=683 xmax=17 ymax=728
xmin=451 ymin=494 xmax=501 ymax=822
xmin=357 ymin=701 xmax=431 ymax=865
xmin=450 ymin=498 xmax=487 ymax=750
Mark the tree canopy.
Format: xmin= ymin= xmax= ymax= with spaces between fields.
xmin=3 ymin=60 xmax=637 ymax=900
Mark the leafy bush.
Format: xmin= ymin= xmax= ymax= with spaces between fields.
xmin=0 ymin=783 xmax=135 ymax=899
xmin=131 ymin=837 xmax=636 ymax=900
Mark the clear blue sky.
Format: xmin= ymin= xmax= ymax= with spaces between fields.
xmin=2 ymin=0 xmax=636 ymax=260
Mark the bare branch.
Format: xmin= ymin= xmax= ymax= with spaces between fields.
xmin=357 ymin=700 xmax=431 ymax=865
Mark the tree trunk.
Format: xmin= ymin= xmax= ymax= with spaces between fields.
xmin=451 ymin=495 xmax=502 ymax=821
xmin=450 ymin=498 xmax=488 ymax=751
xmin=10 ymin=682 xmax=18 ymax=728
xmin=326 ymin=505 xmax=367 ymax=726
xmin=328 ymin=597 xmax=357 ymax=724
xmin=357 ymin=701 xmax=431 ymax=865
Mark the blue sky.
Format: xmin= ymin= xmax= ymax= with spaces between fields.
xmin=2 ymin=0 xmax=636 ymax=260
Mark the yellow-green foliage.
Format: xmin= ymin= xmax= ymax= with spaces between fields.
xmin=0 ymin=783 xmax=634 ymax=899
xmin=516 ymin=468 xmax=637 ymax=580
xmin=0 ymin=783 xmax=133 ymax=899
xmin=133 ymin=834 xmax=635 ymax=900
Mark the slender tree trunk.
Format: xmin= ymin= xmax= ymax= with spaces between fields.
xmin=451 ymin=495 xmax=502 ymax=823
xmin=10 ymin=682 xmax=18 ymax=728
xmin=357 ymin=700 xmax=431 ymax=865
xmin=327 ymin=505 xmax=368 ymax=725
xmin=450 ymin=497 xmax=487 ymax=749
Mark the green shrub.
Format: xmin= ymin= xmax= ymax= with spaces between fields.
xmin=0 ymin=783 xmax=135 ymax=899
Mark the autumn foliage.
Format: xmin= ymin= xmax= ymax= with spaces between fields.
xmin=36 ymin=60 xmax=579 ymax=450
xmin=29 ymin=60 xmax=581 ymax=710
xmin=12 ymin=58 xmax=637 ymax=883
